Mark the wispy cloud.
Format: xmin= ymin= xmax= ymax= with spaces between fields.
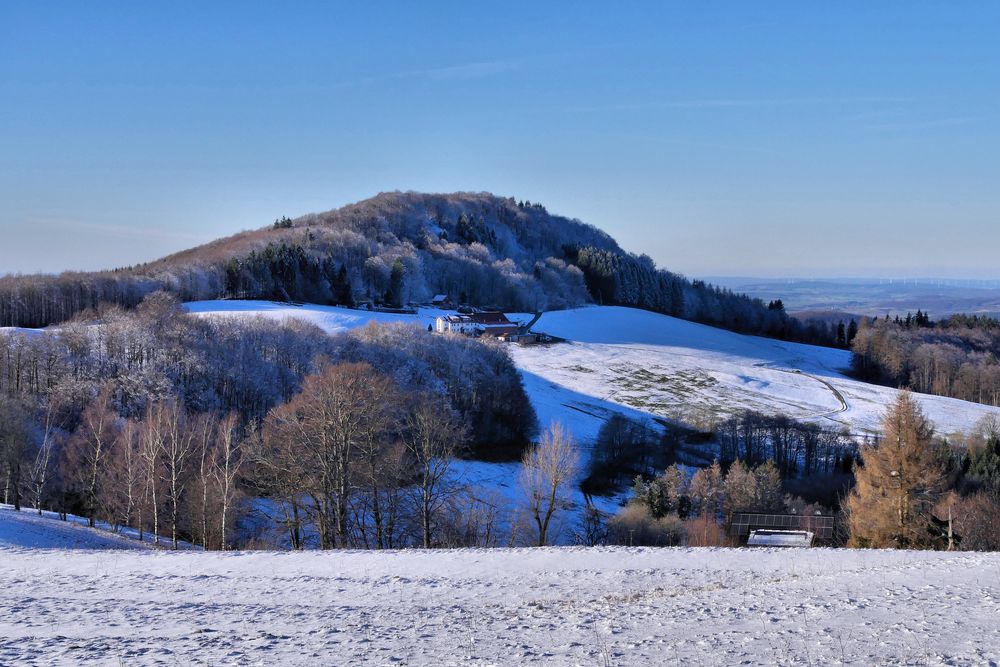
xmin=416 ymin=60 xmax=518 ymax=81
xmin=844 ymin=107 xmax=974 ymax=131
xmin=865 ymin=116 xmax=973 ymax=131
xmin=569 ymin=96 xmax=916 ymax=113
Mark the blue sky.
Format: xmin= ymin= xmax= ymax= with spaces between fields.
xmin=2 ymin=2 xmax=998 ymax=278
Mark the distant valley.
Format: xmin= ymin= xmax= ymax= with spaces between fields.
xmin=707 ymin=276 xmax=1000 ymax=319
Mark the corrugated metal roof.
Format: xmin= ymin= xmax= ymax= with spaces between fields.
xmin=747 ymin=530 xmax=814 ymax=547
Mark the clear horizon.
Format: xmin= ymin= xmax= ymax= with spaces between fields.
xmin=2 ymin=3 xmax=999 ymax=279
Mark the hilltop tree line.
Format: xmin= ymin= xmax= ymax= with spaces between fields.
xmin=564 ymin=245 xmax=842 ymax=345
xmin=852 ymin=313 xmax=1000 ymax=406
xmin=0 ymin=192 xmax=841 ymax=347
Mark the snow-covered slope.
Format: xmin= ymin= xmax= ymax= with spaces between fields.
xmin=185 ymin=299 xmax=444 ymax=332
xmin=0 ymin=544 xmax=997 ymax=665
xmin=0 ymin=505 xmax=149 ymax=550
xmin=187 ymin=301 xmax=1000 ymax=443
xmin=0 ymin=326 xmax=43 ymax=337
xmin=512 ymin=306 xmax=1000 ymax=441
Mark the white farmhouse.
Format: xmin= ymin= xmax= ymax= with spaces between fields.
xmin=435 ymin=314 xmax=475 ymax=334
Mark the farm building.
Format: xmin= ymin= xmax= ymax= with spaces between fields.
xmin=469 ymin=312 xmax=520 ymax=337
xmin=435 ymin=312 xmax=522 ymax=338
xmin=431 ymin=294 xmax=454 ymax=308
xmin=435 ymin=314 xmax=475 ymax=334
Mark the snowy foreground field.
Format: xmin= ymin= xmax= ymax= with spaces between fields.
xmin=2 ymin=508 xmax=1000 ymax=666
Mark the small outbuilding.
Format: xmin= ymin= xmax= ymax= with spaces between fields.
xmin=431 ymin=294 xmax=454 ymax=308
xmin=729 ymin=511 xmax=834 ymax=547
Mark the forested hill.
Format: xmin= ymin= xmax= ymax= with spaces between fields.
xmin=0 ymin=191 xmax=834 ymax=344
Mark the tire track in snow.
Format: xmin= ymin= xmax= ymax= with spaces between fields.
xmin=755 ymin=364 xmax=849 ymax=419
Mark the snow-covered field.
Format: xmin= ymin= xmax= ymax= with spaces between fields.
xmin=186 ymin=299 xmax=448 ymax=333
xmin=187 ymin=301 xmax=1000 ymax=443
xmin=184 ymin=300 xmax=532 ymax=336
xmin=511 ymin=306 xmax=1000 ymax=441
xmin=1 ymin=512 xmax=999 ymax=666
xmin=0 ymin=326 xmax=43 ymax=337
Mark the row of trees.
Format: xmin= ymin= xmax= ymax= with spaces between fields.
xmin=565 ymin=245 xmax=845 ymax=345
xmin=223 ymin=243 xmax=355 ymax=307
xmin=0 ymin=360 xmax=575 ymax=550
xmin=608 ymin=460 xmax=789 ymax=547
xmin=716 ymin=411 xmax=855 ymax=478
xmin=0 ymin=271 xmax=170 ymax=329
xmin=852 ymin=315 xmax=1000 ymax=406
xmin=566 ymin=245 xmax=685 ymax=317
xmin=0 ymin=390 xmax=243 ymax=549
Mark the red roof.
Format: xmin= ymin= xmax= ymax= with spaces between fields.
xmin=470 ymin=312 xmax=512 ymax=325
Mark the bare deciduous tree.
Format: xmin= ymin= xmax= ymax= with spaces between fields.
xmin=520 ymin=422 xmax=580 ymax=546
xmin=0 ymin=397 xmax=33 ymax=511
xmin=65 ymin=386 xmax=118 ymax=526
xmin=155 ymin=401 xmax=195 ymax=550
xmin=213 ymin=413 xmax=244 ymax=551
xmin=106 ymin=418 xmax=143 ymax=535
xmin=264 ymin=361 xmax=394 ymax=549
xmin=28 ymin=401 xmax=59 ymax=514
xmin=405 ymin=392 xmax=466 ymax=548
